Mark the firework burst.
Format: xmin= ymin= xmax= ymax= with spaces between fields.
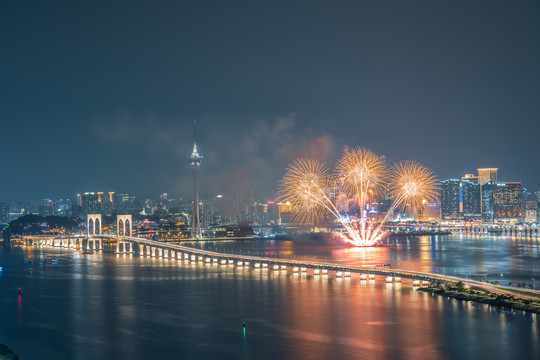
xmin=388 ymin=160 xmax=439 ymax=212
xmin=335 ymin=146 xmax=388 ymax=211
xmin=278 ymin=158 xmax=336 ymax=224
xmin=278 ymin=151 xmax=439 ymax=247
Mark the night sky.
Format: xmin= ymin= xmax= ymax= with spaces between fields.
xmin=2 ymin=1 xmax=540 ymax=201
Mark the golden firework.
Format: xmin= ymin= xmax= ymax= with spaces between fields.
xmin=277 ymin=151 xmax=439 ymax=246
xmin=278 ymin=158 xmax=335 ymax=224
xmin=335 ymin=146 xmax=389 ymax=207
xmin=389 ymin=160 xmax=439 ymax=210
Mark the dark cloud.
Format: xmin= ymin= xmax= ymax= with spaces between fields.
xmin=88 ymin=113 xmax=336 ymax=200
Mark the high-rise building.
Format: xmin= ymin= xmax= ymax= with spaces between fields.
xmin=440 ymin=179 xmax=461 ymax=220
xmin=477 ymin=168 xmax=498 ymax=213
xmin=477 ymin=168 xmax=498 ymax=185
xmin=418 ymin=200 xmax=441 ymax=221
xmin=461 ymin=180 xmax=481 ymax=217
xmin=525 ymin=201 xmax=538 ymax=223
xmin=440 ymin=179 xmax=480 ymax=220
xmin=462 ymin=174 xmax=479 ymax=184
xmin=0 ymin=203 xmax=9 ymax=223
xmin=81 ymin=192 xmax=100 ymax=215
xmin=190 ymin=122 xmax=203 ymax=238
xmin=277 ymin=202 xmax=294 ymax=225
xmin=482 ymin=182 xmax=523 ymax=223
xmin=102 ymin=192 xmax=115 ymax=214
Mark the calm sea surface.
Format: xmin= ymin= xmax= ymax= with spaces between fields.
xmin=0 ymin=234 xmax=539 ymax=359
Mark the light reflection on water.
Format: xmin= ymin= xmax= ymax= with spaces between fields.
xmin=0 ymin=243 xmax=538 ymax=360
xmin=200 ymin=234 xmax=540 ymax=284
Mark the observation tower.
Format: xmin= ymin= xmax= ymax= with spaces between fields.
xmin=190 ymin=122 xmax=203 ymax=239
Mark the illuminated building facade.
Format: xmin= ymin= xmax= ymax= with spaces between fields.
xmin=441 ymin=179 xmax=480 ymax=220
xmin=82 ymin=192 xmax=100 ymax=215
xmin=482 ymin=182 xmax=523 ymax=223
xmin=462 ymin=173 xmax=479 ymax=184
xmin=477 ymin=168 xmax=498 ymax=185
xmin=440 ymin=179 xmax=460 ymax=220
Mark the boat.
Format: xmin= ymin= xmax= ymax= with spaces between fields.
xmin=82 ymin=251 xmax=95 ymax=254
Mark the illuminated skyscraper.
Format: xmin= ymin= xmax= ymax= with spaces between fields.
xmin=477 ymin=168 xmax=498 ymax=213
xmin=482 ymin=182 xmax=523 ymax=223
xmin=81 ymin=192 xmax=99 ymax=215
xmin=440 ymin=179 xmax=480 ymax=220
xmin=462 ymin=173 xmax=479 ymax=184
xmin=190 ymin=122 xmax=203 ymax=238
xmin=461 ymin=180 xmax=481 ymax=217
xmin=477 ymin=168 xmax=498 ymax=185
xmin=440 ymin=179 xmax=461 ymax=220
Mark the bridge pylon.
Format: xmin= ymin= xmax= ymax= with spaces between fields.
xmin=87 ymin=214 xmax=103 ymax=250
xmin=116 ymin=215 xmax=133 ymax=253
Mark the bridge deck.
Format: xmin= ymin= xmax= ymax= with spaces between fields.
xmin=29 ymin=234 xmax=540 ymax=300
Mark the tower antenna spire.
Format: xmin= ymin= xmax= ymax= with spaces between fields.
xmin=194 ymin=120 xmax=197 ymax=144
xmin=192 ymin=121 xmax=198 ymax=153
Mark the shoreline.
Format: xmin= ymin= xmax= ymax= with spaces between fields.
xmin=418 ymin=286 xmax=540 ymax=314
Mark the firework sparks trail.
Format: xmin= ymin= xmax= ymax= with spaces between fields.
xmin=279 ymin=152 xmax=439 ymax=247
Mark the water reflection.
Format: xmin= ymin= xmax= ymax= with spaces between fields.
xmin=0 ymin=245 xmax=538 ymax=360
xmin=209 ymin=235 xmax=540 ymax=284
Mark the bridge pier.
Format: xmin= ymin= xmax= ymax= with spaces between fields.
xmin=71 ymin=235 xmax=480 ymax=290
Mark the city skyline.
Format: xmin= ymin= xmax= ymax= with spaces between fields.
xmin=0 ymin=160 xmax=536 ymax=203
xmin=2 ymin=2 xmax=540 ymax=360
xmin=2 ymin=1 xmax=540 ymax=201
